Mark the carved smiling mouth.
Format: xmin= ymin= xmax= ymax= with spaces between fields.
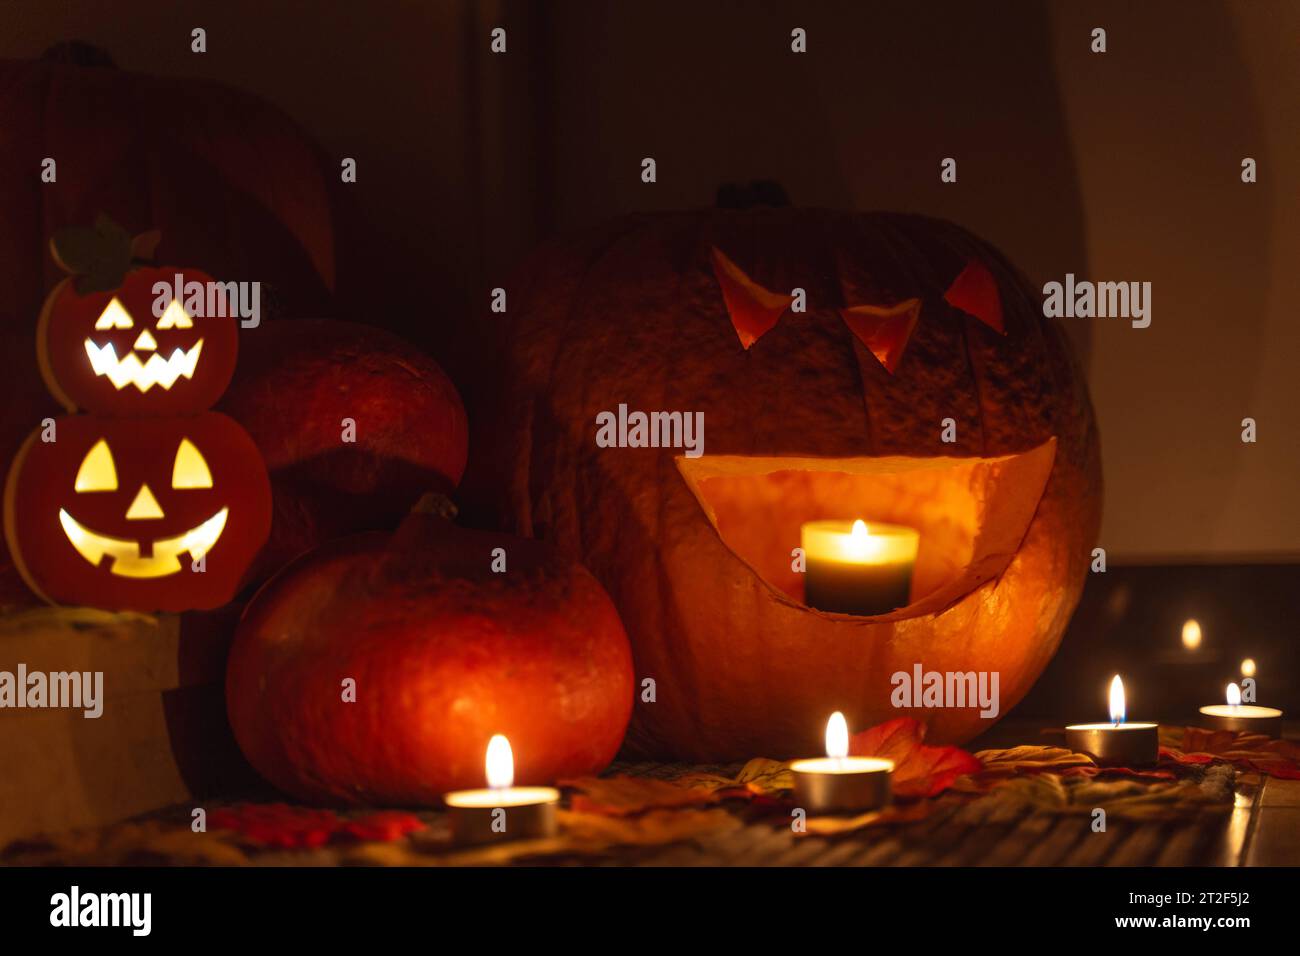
xmin=58 ymin=507 xmax=228 ymax=578
xmin=85 ymin=338 xmax=204 ymax=391
xmin=675 ymin=439 xmax=1057 ymax=619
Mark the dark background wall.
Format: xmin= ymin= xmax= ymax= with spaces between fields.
xmin=3 ymin=0 xmax=1296 ymax=564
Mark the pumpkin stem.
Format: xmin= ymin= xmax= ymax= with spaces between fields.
xmin=411 ymin=492 xmax=458 ymax=520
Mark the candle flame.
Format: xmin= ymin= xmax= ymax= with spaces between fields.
xmin=1226 ymin=683 xmax=1241 ymax=708
xmin=485 ymin=734 xmax=514 ymax=789
xmin=1108 ymin=675 xmax=1126 ymax=724
xmin=1181 ymin=619 xmax=1202 ymax=650
xmin=1241 ymin=658 xmax=1256 ymax=678
xmin=843 ymin=519 xmax=871 ymax=559
xmin=825 ymin=711 xmax=849 ymax=760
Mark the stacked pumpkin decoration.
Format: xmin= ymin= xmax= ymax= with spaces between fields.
xmin=465 ymin=205 xmax=1103 ymax=761
xmin=4 ymin=217 xmax=271 ymax=612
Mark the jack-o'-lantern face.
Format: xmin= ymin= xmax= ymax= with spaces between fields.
xmin=59 ymin=435 xmax=228 ymax=579
xmin=38 ymin=267 xmax=239 ymax=415
xmin=4 ymin=414 xmax=271 ymax=611
xmin=467 ymin=207 xmax=1104 ymax=760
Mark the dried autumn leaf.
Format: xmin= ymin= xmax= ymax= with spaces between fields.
xmin=558 ymin=808 xmax=740 ymax=846
xmin=560 ymin=774 xmax=719 ymax=815
xmin=975 ymin=746 xmax=1096 ymax=774
xmin=801 ymin=799 xmax=933 ymax=837
xmin=1161 ymin=727 xmax=1300 ymax=780
xmin=851 ymin=717 xmax=981 ymax=798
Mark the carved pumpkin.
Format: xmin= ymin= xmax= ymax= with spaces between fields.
xmin=39 ymin=264 xmax=237 ymax=416
xmin=4 ymin=412 xmax=271 ymax=611
xmin=226 ymin=500 xmax=634 ymax=804
xmin=465 ymin=207 xmax=1102 ymax=760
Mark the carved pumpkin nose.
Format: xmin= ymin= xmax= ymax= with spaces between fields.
xmin=125 ymin=483 xmax=165 ymax=520
xmin=132 ymin=329 xmax=158 ymax=352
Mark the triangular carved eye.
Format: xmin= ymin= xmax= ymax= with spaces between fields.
xmin=944 ymin=259 xmax=1004 ymax=334
xmin=840 ymin=299 xmax=922 ymax=374
xmin=75 ymin=439 xmax=118 ymax=492
xmin=710 ymin=247 xmax=794 ymax=349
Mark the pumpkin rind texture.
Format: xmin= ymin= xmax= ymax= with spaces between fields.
xmin=226 ymin=514 xmax=635 ymax=804
xmin=219 ymin=319 xmax=470 ymax=579
xmin=464 ymin=208 xmax=1102 ymax=761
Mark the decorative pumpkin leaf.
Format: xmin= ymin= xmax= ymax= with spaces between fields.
xmin=944 ymin=258 xmax=1005 ymax=334
xmin=49 ymin=215 xmax=138 ymax=293
xmin=839 ymin=298 xmax=921 ymax=374
xmin=710 ymin=246 xmax=794 ymax=349
xmin=559 ymin=774 xmax=720 ymax=815
xmin=850 ymin=717 xmax=981 ymax=798
xmin=130 ymin=228 xmax=162 ymax=262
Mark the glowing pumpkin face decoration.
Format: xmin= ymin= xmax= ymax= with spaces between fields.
xmin=4 ymin=413 xmax=271 ymax=611
xmin=466 ymin=208 xmax=1102 ymax=761
xmin=38 ymin=267 xmax=238 ymax=415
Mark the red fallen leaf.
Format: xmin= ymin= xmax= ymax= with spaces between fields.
xmin=208 ymin=803 xmax=425 ymax=848
xmin=850 ymin=718 xmax=981 ymax=798
xmin=711 ymin=246 xmax=794 ymax=349
xmin=1161 ymin=728 xmax=1300 ymax=779
xmin=839 ymin=299 xmax=922 ymax=374
xmin=341 ymin=811 xmax=427 ymax=842
xmin=1160 ymin=746 xmax=1215 ymax=767
xmin=944 ymin=258 xmax=1004 ymax=334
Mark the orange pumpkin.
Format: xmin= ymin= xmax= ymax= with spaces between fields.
xmin=226 ymin=501 xmax=634 ymax=804
xmin=4 ymin=412 xmax=271 ymax=611
xmin=465 ymin=207 xmax=1102 ymax=760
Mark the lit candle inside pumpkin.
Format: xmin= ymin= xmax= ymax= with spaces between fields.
xmin=1198 ymin=682 xmax=1282 ymax=737
xmin=444 ymin=735 xmax=560 ymax=844
xmin=801 ymin=519 xmax=918 ymax=616
xmin=790 ymin=712 xmax=893 ymax=813
xmin=1064 ymin=675 xmax=1159 ymax=766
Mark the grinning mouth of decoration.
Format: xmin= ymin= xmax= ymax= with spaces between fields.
xmin=675 ymin=439 xmax=1057 ymax=620
xmin=85 ymin=338 xmax=203 ymax=391
xmin=58 ymin=507 xmax=228 ymax=578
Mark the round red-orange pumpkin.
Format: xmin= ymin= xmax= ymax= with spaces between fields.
xmin=226 ymin=504 xmax=634 ymax=804
xmin=4 ymin=412 xmax=271 ymax=611
xmin=219 ymin=319 xmax=469 ymax=578
xmin=464 ymin=207 xmax=1102 ymax=761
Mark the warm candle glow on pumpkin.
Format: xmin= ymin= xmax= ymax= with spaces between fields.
xmin=1108 ymin=674 xmax=1126 ymax=724
xmin=485 ymin=734 xmax=514 ymax=789
xmin=1226 ymin=683 xmax=1241 ymax=708
xmin=825 ymin=711 xmax=849 ymax=760
xmin=1181 ymin=619 xmax=1202 ymax=650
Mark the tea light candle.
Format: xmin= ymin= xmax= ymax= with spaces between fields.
xmin=444 ymin=735 xmax=559 ymax=845
xmin=1064 ymin=675 xmax=1158 ymax=766
xmin=790 ymin=712 xmax=893 ymax=813
xmin=801 ymin=519 xmax=918 ymax=616
xmin=1198 ymin=683 xmax=1282 ymax=737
